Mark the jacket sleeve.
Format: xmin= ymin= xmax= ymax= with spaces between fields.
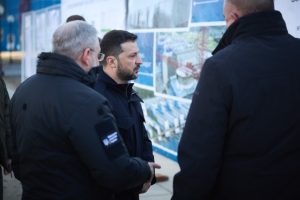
xmin=172 ymin=59 xmax=232 ymax=200
xmin=137 ymin=102 xmax=156 ymax=184
xmin=141 ymin=123 xmax=156 ymax=185
xmin=141 ymin=120 xmax=155 ymax=162
xmin=0 ymin=78 xmax=12 ymax=171
xmin=68 ymin=97 xmax=151 ymax=192
xmin=134 ymin=101 xmax=154 ymax=163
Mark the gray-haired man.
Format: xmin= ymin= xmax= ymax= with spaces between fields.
xmin=10 ymin=21 xmax=160 ymax=200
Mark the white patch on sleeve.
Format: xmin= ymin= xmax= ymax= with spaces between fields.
xmin=102 ymin=132 xmax=118 ymax=146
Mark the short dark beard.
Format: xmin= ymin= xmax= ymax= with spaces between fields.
xmin=116 ymin=64 xmax=137 ymax=82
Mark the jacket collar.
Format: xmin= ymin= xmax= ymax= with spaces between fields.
xmin=97 ymin=67 xmax=135 ymax=98
xmin=36 ymin=52 xmax=96 ymax=86
xmin=213 ymin=11 xmax=288 ymax=54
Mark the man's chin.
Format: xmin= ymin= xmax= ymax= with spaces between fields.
xmin=125 ymin=75 xmax=137 ymax=82
xmin=132 ymin=72 xmax=138 ymax=79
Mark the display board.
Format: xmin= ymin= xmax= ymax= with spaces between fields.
xmin=22 ymin=0 xmax=299 ymax=160
xmin=127 ymin=0 xmax=191 ymax=29
xmin=275 ymin=0 xmax=300 ymax=38
xmin=191 ymin=0 xmax=224 ymax=23
xmin=61 ymin=0 xmax=126 ymax=36
xmin=135 ymin=33 xmax=154 ymax=87
xmin=21 ymin=0 xmax=225 ymax=160
xmin=126 ymin=0 xmax=225 ymax=159
xmin=22 ymin=13 xmax=35 ymax=80
xmin=21 ymin=5 xmax=61 ymax=81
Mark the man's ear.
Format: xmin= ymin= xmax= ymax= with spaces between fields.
xmin=231 ymin=12 xmax=239 ymax=21
xmin=106 ymin=56 xmax=118 ymax=68
xmin=80 ymin=48 xmax=90 ymax=66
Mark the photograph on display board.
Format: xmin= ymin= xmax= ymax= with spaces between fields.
xmin=61 ymin=0 xmax=126 ymax=33
xmin=23 ymin=6 xmax=61 ymax=81
xmin=191 ymin=0 xmax=224 ymax=23
xmin=134 ymin=87 xmax=191 ymax=159
xmin=22 ymin=14 xmax=35 ymax=80
xmin=35 ymin=7 xmax=60 ymax=53
xmin=35 ymin=11 xmax=48 ymax=52
xmin=127 ymin=0 xmax=191 ymax=29
xmin=46 ymin=8 xmax=61 ymax=49
xmin=155 ymin=26 xmax=225 ymax=99
xmin=135 ymin=32 xmax=154 ymax=87
xmin=275 ymin=0 xmax=300 ymax=38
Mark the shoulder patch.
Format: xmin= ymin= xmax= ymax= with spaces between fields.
xmin=100 ymin=131 xmax=128 ymax=159
xmin=102 ymin=132 xmax=118 ymax=147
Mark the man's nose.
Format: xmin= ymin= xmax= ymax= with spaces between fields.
xmin=136 ymin=55 xmax=142 ymax=65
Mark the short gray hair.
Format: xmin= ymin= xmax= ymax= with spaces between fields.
xmin=226 ymin=0 xmax=274 ymax=16
xmin=52 ymin=21 xmax=98 ymax=60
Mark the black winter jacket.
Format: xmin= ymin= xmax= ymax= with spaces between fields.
xmin=173 ymin=11 xmax=300 ymax=200
xmin=10 ymin=52 xmax=151 ymax=200
xmin=94 ymin=69 xmax=154 ymax=161
xmin=94 ymin=68 xmax=155 ymax=200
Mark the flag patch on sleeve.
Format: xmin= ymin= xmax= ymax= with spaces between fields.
xmin=102 ymin=132 xmax=118 ymax=147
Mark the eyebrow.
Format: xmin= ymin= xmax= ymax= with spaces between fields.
xmin=128 ymin=50 xmax=139 ymax=55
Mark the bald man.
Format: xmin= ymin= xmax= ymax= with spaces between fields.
xmin=172 ymin=0 xmax=300 ymax=199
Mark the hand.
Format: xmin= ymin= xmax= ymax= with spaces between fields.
xmin=148 ymin=162 xmax=161 ymax=180
xmin=139 ymin=162 xmax=161 ymax=194
xmin=140 ymin=181 xmax=151 ymax=193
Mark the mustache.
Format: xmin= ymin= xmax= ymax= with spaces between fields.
xmin=135 ymin=64 xmax=141 ymax=69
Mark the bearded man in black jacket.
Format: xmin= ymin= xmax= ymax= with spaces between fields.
xmin=94 ymin=30 xmax=157 ymax=200
xmin=10 ymin=21 xmax=160 ymax=200
xmin=172 ymin=0 xmax=300 ymax=200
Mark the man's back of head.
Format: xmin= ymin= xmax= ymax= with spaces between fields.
xmin=226 ymin=0 xmax=274 ymax=16
xmin=224 ymin=0 xmax=274 ymax=27
xmin=66 ymin=15 xmax=86 ymax=22
xmin=52 ymin=21 xmax=98 ymax=61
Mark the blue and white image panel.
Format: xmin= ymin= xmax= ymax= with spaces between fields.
xmin=191 ymin=0 xmax=224 ymax=23
xmin=135 ymin=32 xmax=154 ymax=87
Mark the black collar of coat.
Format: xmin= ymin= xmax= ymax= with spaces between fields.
xmin=97 ymin=67 xmax=137 ymax=99
xmin=212 ymin=10 xmax=288 ymax=55
xmin=36 ymin=52 xmax=96 ymax=87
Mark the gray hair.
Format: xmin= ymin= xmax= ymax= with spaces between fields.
xmin=226 ymin=0 xmax=274 ymax=16
xmin=52 ymin=21 xmax=98 ymax=60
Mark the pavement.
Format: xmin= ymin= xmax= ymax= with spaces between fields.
xmin=2 ymin=62 xmax=180 ymax=200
